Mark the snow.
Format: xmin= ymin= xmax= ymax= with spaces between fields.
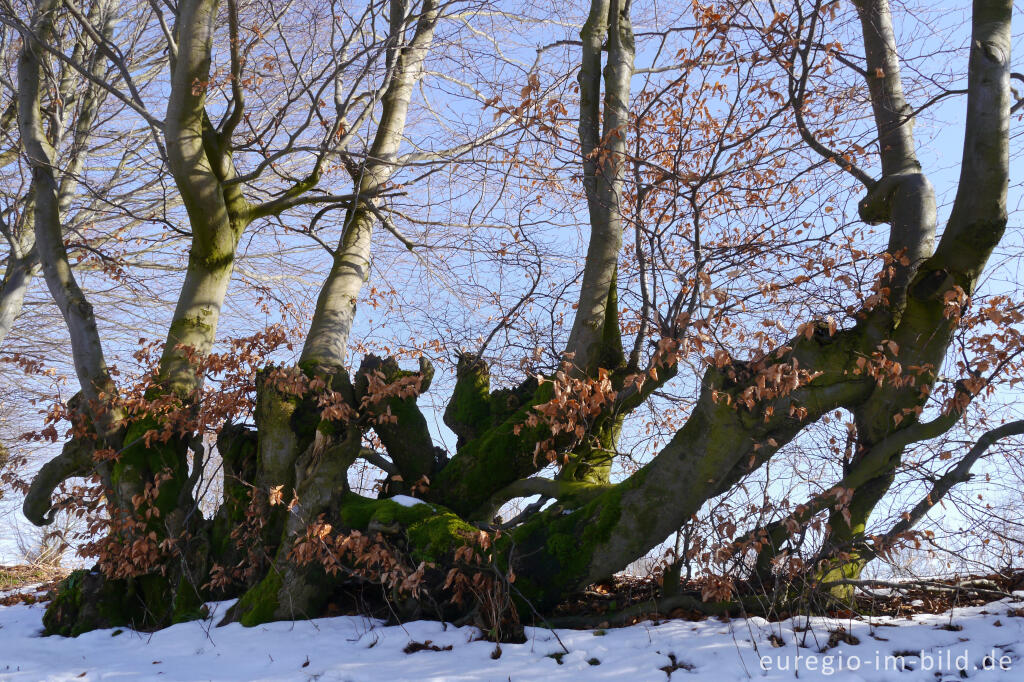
xmin=2 ymin=591 xmax=1024 ymax=680
xmin=388 ymin=495 xmax=426 ymax=508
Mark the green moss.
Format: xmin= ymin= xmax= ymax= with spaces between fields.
xmin=112 ymin=416 xmax=189 ymax=523
xmin=337 ymin=495 xmax=435 ymax=529
xmin=42 ymin=570 xmax=145 ymax=637
xmin=506 ymin=481 xmax=628 ymax=608
xmin=597 ymin=267 xmax=625 ymax=372
xmin=42 ymin=563 xmax=213 ymax=636
xmin=340 ymin=496 xmax=441 ymax=527
xmin=565 ymin=487 xmax=624 ymax=579
xmin=237 ymin=570 xmax=284 ymax=627
xmin=544 ymin=533 xmax=578 ymax=572
xmin=188 ymin=249 xmax=235 ymax=274
xmin=335 ymin=495 xmax=477 ymax=564
xmin=443 ymin=356 xmax=492 ymax=445
xmin=431 ymin=381 xmax=554 ymax=516
xmin=316 ymin=419 xmax=338 ymax=437
xmin=135 ymin=573 xmax=172 ymax=624
xmin=42 ymin=570 xmax=87 ymax=636
xmin=816 ymin=557 xmax=867 ymax=604
xmin=560 ymin=415 xmax=622 ymax=485
xmin=406 ymin=510 xmax=477 ymax=563
xmin=171 ymin=574 xmax=205 ymax=624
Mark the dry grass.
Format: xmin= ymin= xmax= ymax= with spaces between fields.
xmin=0 ymin=563 xmax=68 ymax=606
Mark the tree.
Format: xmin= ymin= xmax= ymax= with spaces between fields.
xmin=5 ymin=0 xmax=1024 ymax=637
xmin=0 ymin=0 xmax=175 ymax=536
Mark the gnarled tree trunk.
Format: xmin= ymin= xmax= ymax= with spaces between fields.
xmin=25 ymin=0 xmax=1018 ymax=639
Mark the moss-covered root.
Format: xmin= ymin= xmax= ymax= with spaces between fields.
xmin=507 ymin=483 xmax=627 ymax=610
xmin=42 ymin=569 xmax=205 ymax=636
xmin=225 ymin=496 xmax=478 ymax=627
xmin=43 ymin=570 xmax=126 ymax=636
xmin=226 ymin=568 xmax=286 ymax=627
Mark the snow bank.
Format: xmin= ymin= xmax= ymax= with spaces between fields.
xmin=388 ymin=495 xmax=426 ymax=508
xmin=2 ymin=594 xmax=1024 ymax=680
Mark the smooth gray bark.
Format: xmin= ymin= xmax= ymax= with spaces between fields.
xmin=301 ymin=0 xmax=440 ymax=371
xmin=16 ymin=0 xmax=126 ymax=528
xmin=565 ymin=0 xmax=633 ymax=373
xmin=17 ymin=0 xmax=120 ymax=437
xmin=1 ymin=0 xmax=109 ymax=350
xmin=0 ymin=212 xmax=37 ymax=348
xmin=853 ymin=0 xmax=936 ymax=303
xmin=935 ymin=0 xmax=1012 ymax=289
xmin=159 ymin=0 xmax=247 ymax=396
xmin=0 ymin=103 xmax=37 ymax=349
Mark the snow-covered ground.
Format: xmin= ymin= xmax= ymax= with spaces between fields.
xmin=3 ymin=589 xmax=1024 ymax=681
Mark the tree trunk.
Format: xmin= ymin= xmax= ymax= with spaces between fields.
xmin=301 ymin=0 xmax=440 ymax=372
xmin=818 ymin=0 xmax=1012 ymax=593
xmin=33 ymin=0 xmax=1017 ymax=640
xmin=565 ymin=0 xmax=633 ymax=375
xmin=0 ymin=248 xmax=37 ymax=349
xmin=17 ymin=0 xmax=122 ymax=439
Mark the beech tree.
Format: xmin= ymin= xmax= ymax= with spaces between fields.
xmin=4 ymin=0 xmax=1024 ymax=637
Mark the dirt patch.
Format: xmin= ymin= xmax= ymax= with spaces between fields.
xmin=403 ymin=640 xmax=453 ymax=654
xmin=548 ymin=570 xmax=1024 ymax=628
xmin=0 ymin=564 xmax=68 ymax=606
